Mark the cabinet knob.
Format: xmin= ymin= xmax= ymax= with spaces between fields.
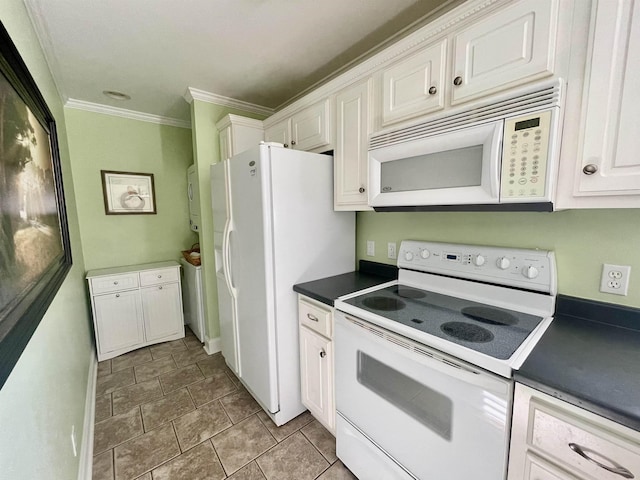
xmin=428 ymin=86 xmax=437 ymax=95
xmin=291 ymin=140 xmax=296 ymax=146
xmin=359 ymin=187 xmax=365 ymax=193
xmin=115 ymin=294 xmax=120 ymax=298
xmin=159 ymin=286 xmax=163 ymax=290
xmin=114 ymin=281 xmax=118 ymax=285
xmin=157 ymin=275 xmax=162 ymax=278
xmin=319 ymin=349 xmax=326 ymax=358
xmin=582 ymin=164 xmax=598 ymax=175
xmin=284 ymin=143 xmax=289 ymax=148
xmin=453 ymin=76 xmax=463 ymax=86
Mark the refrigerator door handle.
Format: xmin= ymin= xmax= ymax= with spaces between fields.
xmin=223 ymin=220 xmax=237 ymax=296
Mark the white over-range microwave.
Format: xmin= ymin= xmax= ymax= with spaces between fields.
xmin=369 ymin=80 xmax=564 ymax=211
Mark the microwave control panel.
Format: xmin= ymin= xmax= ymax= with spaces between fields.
xmin=501 ymin=110 xmax=552 ymax=199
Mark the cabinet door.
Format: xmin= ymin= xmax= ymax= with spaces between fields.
xmin=93 ymin=290 xmax=144 ymax=356
xmin=334 ymin=80 xmax=372 ymax=210
xmin=299 ymin=326 xmax=334 ymax=432
xmin=141 ymin=283 xmax=184 ymax=343
xmin=574 ymin=0 xmax=640 ymax=196
xmin=381 ymin=39 xmax=446 ymax=126
xmin=291 ymin=100 xmax=331 ymax=151
xmin=523 ymin=453 xmax=580 ymax=480
xmin=265 ymin=118 xmax=291 ymax=147
xmin=451 ymin=0 xmax=557 ymax=105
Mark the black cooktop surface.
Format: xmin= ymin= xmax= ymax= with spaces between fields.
xmin=344 ymin=285 xmax=544 ymax=359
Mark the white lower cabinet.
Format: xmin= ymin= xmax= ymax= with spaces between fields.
xmin=93 ymin=289 xmax=145 ymax=354
xmin=298 ymin=295 xmax=335 ymax=433
xmin=508 ymin=383 xmax=640 ymax=480
xmin=87 ymin=261 xmax=185 ymax=361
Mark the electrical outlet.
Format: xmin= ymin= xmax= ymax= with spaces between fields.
xmin=387 ymin=242 xmax=397 ymax=259
xmin=600 ymin=264 xmax=631 ymax=296
xmin=366 ymin=240 xmax=375 ymax=257
xmin=71 ymin=425 xmax=78 ymax=457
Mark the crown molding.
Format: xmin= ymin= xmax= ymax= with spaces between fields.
xmin=24 ymin=0 xmax=68 ymax=104
xmin=184 ymin=87 xmax=274 ymax=117
xmin=65 ymin=99 xmax=192 ymax=129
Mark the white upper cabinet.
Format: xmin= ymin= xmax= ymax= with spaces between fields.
xmin=377 ymin=0 xmax=560 ymax=129
xmin=381 ymin=39 xmax=447 ymax=126
xmin=334 ymin=79 xmax=373 ymax=210
xmin=264 ymin=100 xmax=331 ymax=152
xmin=216 ymin=114 xmax=264 ymax=161
xmin=291 ymin=100 xmax=331 ymax=151
xmin=558 ymin=0 xmax=640 ymax=207
xmin=264 ymin=117 xmax=291 ymax=147
xmin=451 ymin=0 xmax=558 ymax=106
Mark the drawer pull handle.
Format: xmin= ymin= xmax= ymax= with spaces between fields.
xmin=568 ymin=443 xmax=635 ymax=478
xmin=307 ymin=313 xmax=319 ymax=322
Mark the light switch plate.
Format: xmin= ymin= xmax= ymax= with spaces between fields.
xmin=366 ymin=240 xmax=375 ymax=257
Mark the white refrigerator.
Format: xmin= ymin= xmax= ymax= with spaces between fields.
xmin=211 ymin=143 xmax=354 ymax=426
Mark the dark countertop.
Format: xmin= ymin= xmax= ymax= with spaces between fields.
xmin=516 ymin=295 xmax=640 ymax=432
xmin=293 ymin=260 xmax=398 ymax=306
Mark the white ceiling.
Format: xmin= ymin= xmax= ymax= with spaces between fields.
xmin=24 ymin=0 xmax=455 ymax=124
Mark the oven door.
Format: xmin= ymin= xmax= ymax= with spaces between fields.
xmin=368 ymin=120 xmax=503 ymax=207
xmin=335 ymin=312 xmax=512 ymax=480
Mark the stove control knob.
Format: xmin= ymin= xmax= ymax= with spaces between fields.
xmin=404 ymin=251 xmax=414 ymax=261
xmin=522 ymin=265 xmax=539 ymax=279
xmin=496 ymin=257 xmax=511 ymax=270
xmin=420 ymin=249 xmax=430 ymax=259
xmin=473 ymin=255 xmax=486 ymax=266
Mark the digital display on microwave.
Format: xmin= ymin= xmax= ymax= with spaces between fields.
xmin=514 ymin=118 xmax=540 ymax=131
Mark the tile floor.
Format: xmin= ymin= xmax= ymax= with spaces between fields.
xmin=92 ymin=328 xmax=356 ymax=480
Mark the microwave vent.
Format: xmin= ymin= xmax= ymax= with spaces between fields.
xmin=370 ymin=81 xmax=562 ymax=150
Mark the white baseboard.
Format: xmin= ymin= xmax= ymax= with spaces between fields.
xmin=204 ymin=335 xmax=221 ymax=355
xmin=77 ymin=352 xmax=98 ymax=480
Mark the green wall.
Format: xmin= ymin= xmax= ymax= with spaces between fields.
xmin=65 ymin=109 xmax=197 ymax=270
xmin=0 ymin=2 xmax=93 ymax=479
xmin=189 ymin=100 xmax=265 ymax=341
xmin=357 ymin=209 xmax=640 ymax=307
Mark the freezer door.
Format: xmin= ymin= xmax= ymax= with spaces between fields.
xmin=228 ymin=146 xmax=279 ymax=413
xmin=211 ymin=161 xmax=239 ymax=375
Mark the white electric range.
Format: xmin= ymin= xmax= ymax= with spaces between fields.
xmin=334 ymin=240 xmax=556 ymax=480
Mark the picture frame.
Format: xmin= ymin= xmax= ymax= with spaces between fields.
xmin=0 ymin=22 xmax=72 ymax=389
xmin=101 ymin=170 xmax=157 ymax=215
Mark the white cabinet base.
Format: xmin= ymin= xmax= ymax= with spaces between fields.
xmin=87 ymin=261 xmax=185 ymax=361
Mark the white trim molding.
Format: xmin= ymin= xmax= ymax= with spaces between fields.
xmin=203 ymin=335 xmax=222 ymax=355
xmin=184 ymin=87 xmax=274 ymax=117
xmin=77 ymin=352 xmax=98 ymax=480
xmin=65 ymin=99 xmax=192 ymax=129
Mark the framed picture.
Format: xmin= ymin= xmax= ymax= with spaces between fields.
xmin=0 ymin=22 xmax=72 ymax=389
xmin=101 ymin=170 xmax=157 ymax=215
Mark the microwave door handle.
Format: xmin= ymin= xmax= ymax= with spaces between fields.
xmin=489 ymin=124 xmax=503 ymax=198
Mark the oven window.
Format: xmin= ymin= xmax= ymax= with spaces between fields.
xmin=357 ymin=351 xmax=452 ymax=441
xmin=379 ymin=145 xmax=483 ymax=192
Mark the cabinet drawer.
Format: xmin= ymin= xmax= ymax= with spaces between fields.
xmin=91 ymin=273 xmax=139 ymax=294
xmin=529 ymin=400 xmax=640 ymax=480
xmin=299 ymin=297 xmax=332 ymax=338
xmin=140 ymin=267 xmax=179 ymax=286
